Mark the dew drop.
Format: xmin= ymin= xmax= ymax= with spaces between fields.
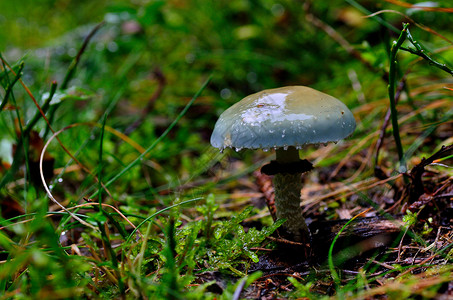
xmin=247 ymin=72 xmax=257 ymax=83
xmin=107 ymin=41 xmax=119 ymax=52
xmin=263 ymin=148 xmax=269 ymax=152
xmin=282 ymin=134 xmax=285 ymax=138
xmin=220 ymin=88 xmax=232 ymax=99
xmin=67 ymin=48 xmax=77 ymax=57
xmin=271 ymin=3 xmax=285 ymax=17
xmin=185 ymin=53 xmax=195 ymax=64
xmin=58 ymin=178 xmax=63 ymax=183
xmin=313 ymin=130 xmax=316 ymax=134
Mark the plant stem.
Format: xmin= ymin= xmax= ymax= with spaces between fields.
xmin=401 ymin=28 xmax=453 ymax=76
xmin=0 ymin=61 xmax=24 ymax=111
xmin=388 ymin=23 xmax=408 ymax=171
xmin=0 ymin=81 xmax=58 ymax=189
xmin=61 ymin=22 xmax=104 ymax=89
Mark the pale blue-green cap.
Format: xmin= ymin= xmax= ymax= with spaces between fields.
xmin=210 ymin=86 xmax=356 ymax=151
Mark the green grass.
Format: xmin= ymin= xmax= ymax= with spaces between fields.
xmin=1 ymin=0 xmax=453 ymax=298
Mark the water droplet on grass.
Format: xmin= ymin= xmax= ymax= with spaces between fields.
xmin=220 ymin=88 xmax=232 ymax=99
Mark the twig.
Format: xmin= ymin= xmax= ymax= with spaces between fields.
xmin=303 ymin=174 xmax=402 ymax=209
xmin=250 ymin=247 xmax=273 ymax=252
xmin=254 ymin=170 xmax=277 ymax=222
xmin=371 ymin=259 xmax=397 ymax=270
xmin=396 ymin=252 xmax=441 ymax=278
xmin=266 ymin=236 xmax=306 ymax=247
xmin=397 ymin=224 xmax=410 ymax=262
xmin=407 ymin=144 xmax=453 ymax=204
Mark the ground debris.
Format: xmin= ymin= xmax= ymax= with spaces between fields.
xmin=407 ymin=144 xmax=453 ymax=205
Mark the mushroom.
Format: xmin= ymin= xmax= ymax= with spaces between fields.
xmin=211 ymin=86 xmax=356 ymax=244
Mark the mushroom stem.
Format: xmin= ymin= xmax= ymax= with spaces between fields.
xmin=273 ymin=147 xmax=310 ymax=242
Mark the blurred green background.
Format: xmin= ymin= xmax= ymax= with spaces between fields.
xmin=1 ymin=0 xmax=452 ymax=193
xmin=1 ymin=0 xmax=452 ymax=298
xmin=2 ymin=0 xmax=451 ymax=103
xmin=1 ymin=0 xmax=452 ymax=195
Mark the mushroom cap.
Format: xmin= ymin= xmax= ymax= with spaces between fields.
xmin=210 ymin=86 xmax=356 ymax=151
